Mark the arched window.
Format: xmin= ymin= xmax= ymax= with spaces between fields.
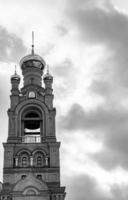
xmin=17 ymin=150 xmax=30 ymax=168
xmin=33 ymin=151 xmax=45 ymax=167
xmin=37 ymin=156 xmax=42 ymax=166
xmin=22 ymin=156 xmax=27 ymax=167
xmin=21 ymin=108 xmax=43 ymax=143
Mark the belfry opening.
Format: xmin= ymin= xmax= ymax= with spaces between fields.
xmin=24 ymin=112 xmax=40 ymax=133
xmin=21 ymin=108 xmax=42 ymax=143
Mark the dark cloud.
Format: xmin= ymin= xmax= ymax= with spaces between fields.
xmin=0 ymin=26 xmax=26 ymax=62
xmin=89 ymin=79 xmax=112 ymax=99
xmin=58 ymin=1 xmax=128 ymax=171
xmin=59 ymin=103 xmax=128 ymax=132
xmin=94 ymin=126 xmax=128 ymax=170
xmin=59 ymin=103 xmax=128 ymax=169
xmin=111 ymin=184 xmax=128 ymax=200
xmin=64 ymin=0 xmax=128 ymax=88
xmin=66 ymin=175 xmax=107 ymax=200
xmin=66 ymin=0 xmax=128 ymax=47
xmin=68 ymin=7 xmax=128 ymax=46
xmin=65 ymin=174 xmax=128 ymax=200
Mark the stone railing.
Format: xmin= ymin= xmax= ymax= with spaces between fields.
xmin=22 ymin=135 xmax=41 ymax=143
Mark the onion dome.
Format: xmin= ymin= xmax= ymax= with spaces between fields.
xmin=11 ymin=65 xmax=21 ymax=81
xmin=20 ymin=53 xmax=46 ymax=70
xmin=43 ymin=65 xmax=53 ymax=81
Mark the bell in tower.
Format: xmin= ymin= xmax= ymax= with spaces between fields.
xmin=0 ymin=34 xmax=66 ymax=200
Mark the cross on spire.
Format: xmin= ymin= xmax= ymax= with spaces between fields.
xmin=32 ymin=31 xmax=34 ymax=55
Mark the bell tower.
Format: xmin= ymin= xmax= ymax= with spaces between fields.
xmin=0 ymin=38 xmax=66 ymax=200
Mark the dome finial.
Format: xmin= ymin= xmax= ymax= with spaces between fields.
xmin=32 ymin=31 xmax=34 ymax=55
xmin=47 ymin=64 xmax=49 ymax=74
xmin=15 ymin=65 xmax=17 ymax=75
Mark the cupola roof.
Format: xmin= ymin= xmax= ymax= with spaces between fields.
xmin=11 ymin=65 xmax=20 ymax=81
xmin=43 ymin=65 xmax=53 ymax=80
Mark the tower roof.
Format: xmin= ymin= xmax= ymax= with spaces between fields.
xmin=11 ymin=65 xmax=20 ymax=81
xmin=19 ymin=53 xmax=46 ymax=70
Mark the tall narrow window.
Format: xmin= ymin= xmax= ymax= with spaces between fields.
xmin=22 ymin=157 xmax=27 ymax=167
xmin=37 ymin=156 xmax=42 ymax=166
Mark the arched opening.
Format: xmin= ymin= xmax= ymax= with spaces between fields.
xmin=37 ymin=156 xmax=42 ymax=166
xmin=22 ymin=156 xmax=27 ymax=167
xmin=33 ymin=151 xmax=45 ymax=167
xmin=24 ymin=112 xmax=40 ymax=135
xmin=18 ymin=152 xmax=30 ymax=167
xmin=21 ymin=108 xmax=42 ymax=143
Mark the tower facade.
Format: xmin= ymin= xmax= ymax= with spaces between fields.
xmin=0 ymin=49 xmax=66 ymax=200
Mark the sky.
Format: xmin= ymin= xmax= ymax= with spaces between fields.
xmin=1 ymin=0 xmax=128 ymax=199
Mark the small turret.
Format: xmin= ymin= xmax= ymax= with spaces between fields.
xmin=43 ymin=65 xmax=53 ymax=110
xmin=10 ymin=65 xmax=20 ymax=110
xmin=11 ymin=65 xmax=20 ymax=95
xmin=43 ymin=65 xmax=53 ymax=95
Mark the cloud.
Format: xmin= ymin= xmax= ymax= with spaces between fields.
xmin=65 ymin=0 xmax=127 ymax=47
xmin=41 ymin=43 xmax=55 ymax=56
xmin=57 ymin=1 xmax=128 ymax=171
xmin=59 ymin=103 xmax=128 ymax=170
xmin=65 ymin=174 xmax=128 ymax=200
xmin=63 ymin=0 xmax=128 ymax=90
xmin=90 ymin=80 xmax=111 ymax=98
xmin=54 ymin=58 xmax=73 ymax=77
xmin=56 ymin=25 xmax=69 ymax=36
xmin=66 ymin=174 xmax=109 ymax=200
xmin=53 ymin=58 xmax=77 ymax=98
xmin=0 ymin=26 xmax=26 ymax=62
xmin=59 ymin=103 xmax=128 ymax=132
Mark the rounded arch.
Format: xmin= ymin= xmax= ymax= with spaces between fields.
xmin=32 ymin=149 xmax=46 ymax=167
xmin=22 ymin=108 xmax=42 ymax=119
xmin=15 ymin=99 xmax=49 ymax=139
xmin=32 ymin=148 xmax=47 ymax=156
xmin=21 ymin=106 xmax=42 ymax=137
xmin=23 ymin=186 xmax=39 ymax=195
xmin=15 ymin=99 xmax=49 ymax=116
xmin=16 ymin=148 xmax=31 ymax=157
xmin=15 ymin=149 xmax=31 ymax=168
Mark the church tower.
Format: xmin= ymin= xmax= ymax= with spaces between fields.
xmin=0 ymin=37 xmax=66 ymax=200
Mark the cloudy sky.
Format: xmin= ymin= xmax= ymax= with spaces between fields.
xmin=1 ymin=0 xmax=128 ymax=199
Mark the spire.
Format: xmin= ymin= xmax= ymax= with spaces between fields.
xmin=47 ymin=64 xmax=49 ymax=75
xmin=32 ymin=31 xmax=34 ymax=55
xmin=15 ymin=65 xmax=17 ymax=75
